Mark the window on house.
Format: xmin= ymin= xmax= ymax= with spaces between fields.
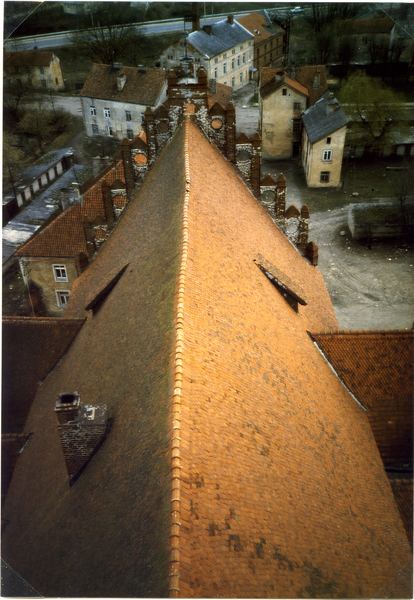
xmin=240 ymin=45 xmax=244 ymax=50
xmin=214 ymin=67 xmax=218 ymax=78
xmin=223 ymin=62 xmax=227 ymax=74
xmin=104 ymin=108 xmax=111 ymax=118
xmin=92 ymin=124 xmax=99 ymax=135
xmin=264 ymin=44 xmax=267 ymax=51
xmin=56 ymin=291 xmax=70 ymax=308
xmin=53 ymin=264 xmax=68 ymax=282
xmin=232 ymin=77 xmax=235 ymax=87
xmin=223 ymin=53 xmax=227 ymax=58
xmin=40 ymin=67 xmax=44 ymax=74
xmin=215 ymin=57 xmax=218 ymax=64
xmin=90 ymin=106 xmax=96 ymax=115
xmin=282 ymin=89 xmax=287 ymax=96
xmin=256 ymin=49 xmax=260 ymax=57
xmin=41 ymin=80 xmax=47 ymax=87
xmin=238 ymin=55 xmax=241 ymax=66
xmin=55 ymin=77 xmax=58 ymax=85
xmin=125 ymin=110 xmax=132 ymax=121
xmin=322 ymin=150 xmax=332 ymax=161
xmin=320 ymin=171 xmax=330 ymax=183
xmin=107 ymin=125 xmax=113 ymax=137
xmin=232 ymin=48 xmax=235 ymax=54
xmin=293 ymin=119 xmax=301 ymax=132
xmin=293 ymin=102 xmax=301 ymax=110
xmin=240 ymin=72 xmax=243 ymax=83
xmin=127 ymin=129 xmax=134 ymax=140
xmin=232 ymin=58 xmax=235 ymax=69
xmin=327 ymin=137 xmax=331 ymax=144
xmin=242 ymin=52 xmax=246 ymax=63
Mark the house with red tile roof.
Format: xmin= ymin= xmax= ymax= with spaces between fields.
xmin=4 ymin=50 xmax=64 ymax=91
xmin=2 ymin=110 xmax=412 ymax=598
xmin=80 ymin=63 xmax=167 ymax=139
xmin=260 ymin=70 xmax=308 ymax=159
xmin=259 ymin=65 xmax=328 ymax=160
xmin=238 ymin=11 xmax=286 ymax=71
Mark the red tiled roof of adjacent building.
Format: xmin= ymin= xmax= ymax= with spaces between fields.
xmin=260 ymin=69 xmax=308 ymax=99
xmin=2 ymin=119 xmax=412 ymax=598
xmin=2 ymin=316 xmax=85 ymax=433
xmin=5 ymin=51 xmax=55 ymax=68
xmin=311 ymin=330 xmax=413 ymax=470
xmin=15 ymin=159 xmax=126 ymax=258
xmin=80 ymin=63 xmax=166 ymax=106
xmin=295 ymin=65 xmax=328 ymax=106
xmin=238 ymin=11 xmax=282 ymax=42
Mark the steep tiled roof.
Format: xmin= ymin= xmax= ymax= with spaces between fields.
xmin=15 ymin=160 xmax=125 ymax=258
xmin=302 ymin=91 xmax=348 ymax=144
xmin=237 ymin=11 xmax=281 ymax=41
xmin=2 ymin=119 xmax=412 ymax=598
xmin=388 ymin=477 xmax=413 ymax=548
xmin=260 ymin=71 xmax=308 ymax=99
xmin=80 ymin=63 xmax=166 ymax=106
xmin=311 ymin=329 xmax=413 ymax=470
xmin=188 ymin=18 xmax=254 ymax=58
xmin=295 ymin=65 xmax=328 ymax=106
xmin=208 ymin=82 xmax=232 ymax=108
xmin=2 ymin=317 xmax=85 ymax=433
xmin=5 ymin=51 xmax=54 ymax=68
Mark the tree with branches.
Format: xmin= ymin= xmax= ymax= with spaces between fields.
xmin=339 ymin=72 xmax=406 ymax=153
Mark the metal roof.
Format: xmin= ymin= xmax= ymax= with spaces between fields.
xmin=188 ymin=18 xmax=254 ymax=59
xmin=302 ymin=91 xmax=348 ymax=144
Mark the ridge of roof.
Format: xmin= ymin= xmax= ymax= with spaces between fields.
xmin=237 ymin=11 xmax=279 ymax=41
xmin=312 ymin=329 xmax=413 ymax=337
xmin=188 ymin=18 xmax=254 ymax=58
xmin=168 ymin=116 xmax=191 ymax=597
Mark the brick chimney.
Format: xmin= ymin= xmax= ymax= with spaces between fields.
xmin=228 ymin=15 xmax=234 ymax=25
xmin=55 ymin=392 xmax=108 ymax=483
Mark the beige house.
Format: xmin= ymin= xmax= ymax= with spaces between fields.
xmin=302 ymin=92 xmax=348 ymax=188
xmin=4 ymin=51 xmax=64 ymax=91
xmin=80 ymin=64 xmax=167 ymax=139
xmin=259 ymin=72 xmax=308 ymax=159
xmin=160 ymin=16 xmax=254 ymax=90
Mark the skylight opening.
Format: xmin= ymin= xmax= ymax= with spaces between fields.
xmin=254 ymin=256 xmax=307 ymax=314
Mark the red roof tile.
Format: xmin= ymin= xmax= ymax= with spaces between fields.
xmin=311 ymin=330 xmax=414 ymax=470
xmin=5 ymin=51 xmax=54 ymax=68
xmin=238 ymin=12 xmax=282 ymax=42
xmin=2 ymin=119 xmax=412 ymax=598
xmin=2 ymin=316 xmax=85 ymax=433
xmin=80 ymin=63 xmax=166 ymax=106
xmin=16 ymin=159 xmax=126 ymax=258
xmin=260 ymin=70 xmax=308 ymax=99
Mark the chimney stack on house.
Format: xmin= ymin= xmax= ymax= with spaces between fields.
xmin=55 ymin=392 xmax=108 ymax=483
xmin=228 ymin=15 xmax=234 ymax=25
xmin=117 ymin=71 xmax=127 ymax=92
xmin=203 ymin=25 xmax=212 ymax=35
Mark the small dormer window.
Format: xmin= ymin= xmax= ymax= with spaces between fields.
xmin=254 ymin=256 xmax=307 ymax=314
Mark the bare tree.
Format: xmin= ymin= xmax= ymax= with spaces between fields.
xmin=337 ymin=36 xmax=358 ymax=77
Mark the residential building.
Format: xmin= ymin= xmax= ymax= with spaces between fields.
xmin=2 ymin=109 xmax=412 ymax=598
xmin=2 ymin=163 xmax=91 ymax=274
xmin=80 ymin=63 xmax=167 ymax=139
xmin=4 ymin=51 xmax=64 ymax=91
xmin=260 ymin=71 xmax=308 ymax=159
xmin=160 ymin=15 xmax=254 ymax=90
xmin=302 ymin=92 xmax=348 ymax=187
xmin=259 ymin=65 xmax=328 ymax=160
xmin=238 ymin=11 xmax=286 ymax=72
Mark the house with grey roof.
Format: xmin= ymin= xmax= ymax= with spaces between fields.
xmin=160 ymin=15 xmax=254 ymax=90
xmin=302 ymin=92 xmax=348 ymax=187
